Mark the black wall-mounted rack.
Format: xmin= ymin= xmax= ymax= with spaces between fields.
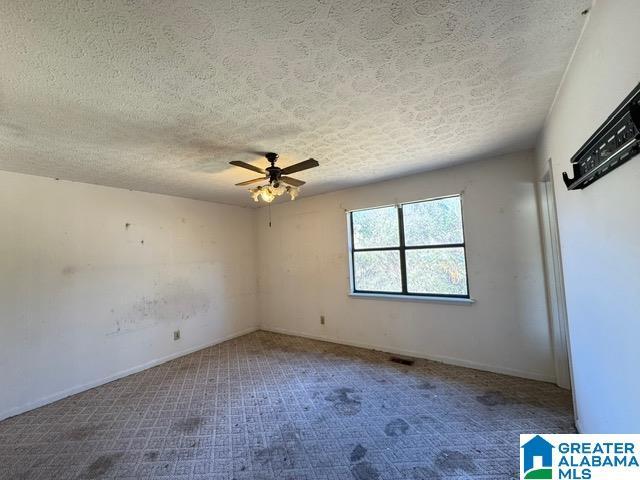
xmin=563 ymin=82 xmax=640 ymax=190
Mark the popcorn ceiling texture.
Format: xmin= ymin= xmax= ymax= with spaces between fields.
xmin=0 ymin=0 xmax=589 ymax=206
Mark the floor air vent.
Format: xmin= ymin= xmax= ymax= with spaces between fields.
xmin=390 ymin=356 xmax=414 ymax=366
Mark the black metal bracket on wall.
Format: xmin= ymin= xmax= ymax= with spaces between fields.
xmin=563 ymin=82 xmax=640 ymax=190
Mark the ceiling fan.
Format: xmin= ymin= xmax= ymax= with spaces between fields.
xmin=230 ymin=152 xmax=319 ymax=203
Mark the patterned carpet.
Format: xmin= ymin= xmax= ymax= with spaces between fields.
xmin=0 ymin=331 xmax=575 ymax=479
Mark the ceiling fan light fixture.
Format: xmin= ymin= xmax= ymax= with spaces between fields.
xmin=249 ymin=185 xmax=275 ymax=203
xmin=286 ymin=185 xmax=299 ymax=200
xmin=248 ymin=183 xmax=299 ymax=203
xmin=232 ymin=152 xmax=318 ymax=204
xmin=272 ymin=182 xmax=287 ymax=195
xmin=250 ymin=187 xmax=262 ymax=202
xmin=260 ymin=188 xmax=275 ymax=203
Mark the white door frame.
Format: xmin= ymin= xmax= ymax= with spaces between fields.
xmin=538 ymin=160 xmax=575 ymax=396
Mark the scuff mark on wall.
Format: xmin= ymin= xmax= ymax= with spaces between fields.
xmin=0 ymin=167 xmax=257 ymax=419
xmin=108 ymin=277 xmax=211 ymax=336
xmin=61 ymin=266 xmax=77 ymax=276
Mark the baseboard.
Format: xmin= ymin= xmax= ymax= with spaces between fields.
xmin=260 ymin=326 xmax=557 ymax=383
xmin=1 ymin=324 xmax=558 ymax=422
xmin=0 ymin=326 xmax=259 ymax=422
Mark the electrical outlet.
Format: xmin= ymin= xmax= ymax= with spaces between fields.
xmin=320 ymin=315 xmax=325 ymax=325
xmin=173 ymin=330 xmax=180 ymax=341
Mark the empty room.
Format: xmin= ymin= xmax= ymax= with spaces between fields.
xmin=1 ymin=0 xmax=639 ymax=479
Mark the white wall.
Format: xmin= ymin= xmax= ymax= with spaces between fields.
xmin=0 ymin=170 xmax=258 ymax=420
xmin=535 ymin=0 xmax=640 ymax=433
xmin=257 ymin=151 xmax=555 ymax=381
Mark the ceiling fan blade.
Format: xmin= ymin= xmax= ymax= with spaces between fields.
xmin=280 ymin=158 xmax=319 ymax=175
xmin=235 ymin=177 xmax=266 ymax=186
xmin=280 ymin=176 xmax=305 ymax=187
xmin=229 ymin=160 xmax=265 ymax=174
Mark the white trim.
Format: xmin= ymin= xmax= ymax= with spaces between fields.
xmin=539 ymin=160 xmax=578 ymax=424
xmin=260 ymin=326 xmax=556 ymax=383
xmin=575 ymin=418 xmax=583 ymax=434
xmin=1 ymin=324 xmax=559 ymax=422
xmin=539 ymin=164 xmax=575 ymax=392
xmin=0 ymin=327 xmax=259 ymax=421
xmin=349 ymin=292 xmax=475 ymax=305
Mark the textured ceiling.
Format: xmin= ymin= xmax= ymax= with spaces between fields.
xmin=0 ymin=0 xmax=589 ymax=206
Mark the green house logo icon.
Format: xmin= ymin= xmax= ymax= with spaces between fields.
xmin=521 ymin=435 xmax=554 ymax=479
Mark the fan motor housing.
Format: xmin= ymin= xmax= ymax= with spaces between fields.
xmin=265 ymin=152 xmax=279 ymax=164
xmin=265 ymin=153 xmax=281 ymax=184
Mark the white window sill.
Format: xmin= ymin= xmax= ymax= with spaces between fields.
xmin=348 ymin=292 xmax=476 ymax=305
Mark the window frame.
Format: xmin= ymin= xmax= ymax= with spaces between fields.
xmin=348 ymin=194 xmax=470 ymax=299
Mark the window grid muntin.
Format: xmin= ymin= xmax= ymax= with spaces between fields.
xmin=349 ymin=195 xmax=470 ymax=298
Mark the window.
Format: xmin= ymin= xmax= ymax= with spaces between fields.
xmin=348 ymin=195 xmax=469 ymax=298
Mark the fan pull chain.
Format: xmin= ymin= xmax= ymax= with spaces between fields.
xmin=268 ymin=204 xmax=272 ymax=228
